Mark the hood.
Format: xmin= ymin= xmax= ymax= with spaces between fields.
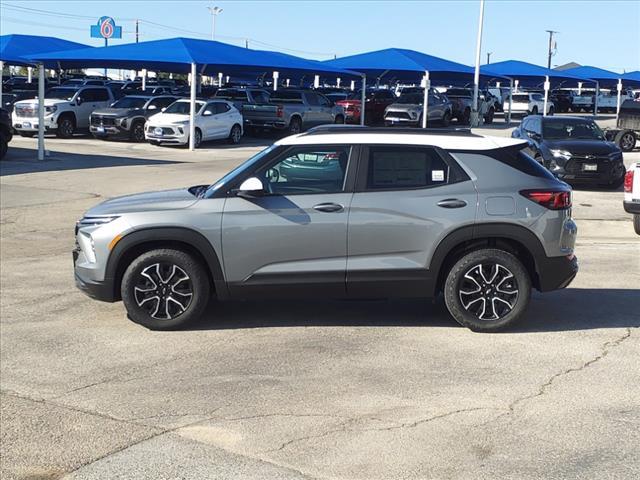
xmin=544 ymin=139 xmax=620 ymax=156
xmin=85 ymin=188 xmax=199 ymax=216
xmin=387 ymin=103 xmax=422 ymax=111
xmin=14 ymin=98 xmax=68 ymax=108
xmin=147 ymin=113 xmax=189 ymax=125
xmin=92 ymin=107 xmax=139 ymax=117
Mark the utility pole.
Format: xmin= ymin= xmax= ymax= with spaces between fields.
xmin=207 ymin=6 xmax=223 ymax=40
xmin=135 ymin=19 xmax=139 ymax=43
xmin=245 ymin=39 xmax=249 ymax=49
xmin=471 ymin=0 xmax=485 ymax=127
xmin=546 ymin=30 xmax=558 ymax=69
xmin=486 ymin=52 xmax=492 ymax=64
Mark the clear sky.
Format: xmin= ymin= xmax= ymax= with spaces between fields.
xmin=1 ymin=0 xmax=639 ymax=73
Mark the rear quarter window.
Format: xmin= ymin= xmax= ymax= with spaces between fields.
xmin=452 ymin=146 xmax=557 ymax=179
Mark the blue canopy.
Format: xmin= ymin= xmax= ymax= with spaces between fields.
xmin=324 ymin=48 xmax=508 ymax=85
xmin=31 ymin=37 xmax=358 ymax=79
xmin=480 ymin=60 xmax=593 ymax=87
xmin=623 ymin=71 xmax=640 ymax=83
xmin=0 ymin=34 xmax=90 ymax=67
xmin=563 ymin=66 xmax=640 ymax=87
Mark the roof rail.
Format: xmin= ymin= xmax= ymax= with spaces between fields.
xmin=302 ymin=125 xmax=478 ymax=137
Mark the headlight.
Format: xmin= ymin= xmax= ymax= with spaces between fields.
xmin=77 ymin=215 xmax=120 ymax=228
xmin=550 ymin=149 xmax=572 ymax=160
xmin=409 ymin=111 xmax=418 ymax=119
xmin=117 ymin=117 xmax=128 ymax=128
xmin=45 ymin=105 xmax=57 ymax=115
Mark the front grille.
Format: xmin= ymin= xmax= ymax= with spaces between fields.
xmin=91 ymin=115 xmax=116 ymax=126
xmin=15 ymin=105 xmax=37 ymax=117
xmin=147 ymin=126 xmax=175 ymax=135
xmin=386 ymin=111 xmax=411 ymax=120
xmin=565 ymin=156 xmax=609 ymax=174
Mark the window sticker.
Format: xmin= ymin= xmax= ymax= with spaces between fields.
xmin=432 ymin=170 xmax=445 ymax=182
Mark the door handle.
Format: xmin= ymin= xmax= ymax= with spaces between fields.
xmin=437 ymin=198 xmax=467 ymax=209
xmin=313 ymin=202 xmax=344 ymax=213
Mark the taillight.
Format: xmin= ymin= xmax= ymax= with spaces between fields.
xmin=624 ymin=169 xmax=634 ymax=193
xmin=276 ymin=106 xmax=284 ymax=118
xmin=520 ymin=190 xmax=572 ymax=210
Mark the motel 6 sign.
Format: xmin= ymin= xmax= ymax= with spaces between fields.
xmin=90 ymin=16 xmax=122 ymax=40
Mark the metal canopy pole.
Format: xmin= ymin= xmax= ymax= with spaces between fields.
xmin=360 ymin=75 xmax=366 ymax=125
xmin=594 ymin=81 xmax=599 ymax=117
xmin=543 ymin=75 xmax=550 ymax=116
xmin=37 ymin=63 xmax=45 ymax=161
xmin=616 ymin=78 xmax=622 ymax=121
xmin=507 ymin=78 xmax=513 ymax=124
xmin=273 ymin=71 xmax=279 ymax=91
xmin=142 ymin=70 xmax=146 ymax=91
xmin=422 ymin=70 xmax=430 ymax=129
xmin=471 ymin=0 xmax=485 ymax=127
xmin=189 ymin=62 xmax=197 ymax=151
xmin=0 ymin=61 xmax=3 ymax=107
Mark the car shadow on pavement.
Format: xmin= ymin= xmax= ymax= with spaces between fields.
xmin=0 ymin=147 xmax=184 ymax=176
xmin=186 ymin=288 xmax=639 ymax=333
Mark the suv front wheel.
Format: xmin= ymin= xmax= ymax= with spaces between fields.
xmin=121 ymin=248 xmax=210 ymax=330
xmin=444 ymin=249 xmax=531 ymax=332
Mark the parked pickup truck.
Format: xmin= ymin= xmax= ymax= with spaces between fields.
xmin=571 ymin=92 xmax=594 ymax=112
xmin=214 ymin=88 xmax=271 ymax=111
xmin=242 ymin=89 xmax=345 ymax=134
xmin=604 ymin=99 xmax=640 ymax=152
xmin=444 ymin=88 xmax=495 ymax=124
xmin=623 ymin=162 xmax=640 ymax=234
xmin=596 ymin=91 xmax=634 ymax=113
xmin=12 ymin=86 xmax=114 ymax=138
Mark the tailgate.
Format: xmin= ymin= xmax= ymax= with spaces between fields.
xmin=242 ymin=103 xmax=279 ymax=121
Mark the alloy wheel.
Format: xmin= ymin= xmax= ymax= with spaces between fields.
xmin=231 ymin=125 xmax=241 ymax=143
xmin=133 ymin=123 xmax=145 ymax=142
xmin=134 ymin=263 xmax=193 ymax=320
xmin=458 ymin=263 xmax=519 ymax=321
xmin=621 ymin=133 xmax=635 ymax=151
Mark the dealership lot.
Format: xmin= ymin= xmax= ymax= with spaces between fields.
xmin=1 ymin=118 xmax=639 ymax=479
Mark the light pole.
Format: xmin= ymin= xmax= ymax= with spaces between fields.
xmin=471 ymin=0 xmax=485 ymax=127
xmin=546 ymin=30 xmax=558 ymax=69
xmin=486 ymin=52 xmax=492 ymax=64
xmin=207 ymin=6 xmax=223 ymax=40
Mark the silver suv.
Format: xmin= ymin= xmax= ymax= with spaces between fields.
xmin=74 ymin=127 xmax=578 ymax=332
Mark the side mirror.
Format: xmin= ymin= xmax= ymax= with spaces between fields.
xmin=161 ymin=107 xmax=167 ymax=112
xmin=76 ymin=97 xmax=83 ymax=105
xmin=147 ymin=104 xmax=157 ymax=111
xmin=236 ymin=177 xmax=265 ymax=198
xmin=202 ymin=110 xmax=213 ymax=116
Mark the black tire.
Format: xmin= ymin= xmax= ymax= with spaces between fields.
xmin=634 ymin=214 xmax=640 ymax=235
xmin=548 ymin=106 xmax=554 ymax=116
xmin=193 ymin=128 xmax=202 ymax=148
xmin=484 ymin=107 xmax=494 ymax=124
xmin=0 ymin=139 xmax=7 ymax=160
xmin=444 ymin=249 xmax=531 ymax=332
xmin=121 ymin=248 xmax=210 ymax=330
xmin=289 ymin=116 xmax=302 ymax=135
xmin=334 ymin=114 xmax=345 ymax=124
xmin=603 ymin=166 xmax=626 ymax=189
xmin=616 ymin=131 xmax=636 ymax=152
xmin=56 ymin=115 xmax=75 ymax=139
xmin=459 ymin=108 xmax=471 ymax=125
xmin=228 ymin=124 xmax=242 ymax=144
xmin=442 ymin=110 xmax=451 ymax=127
xmin=19 ymin=132 xmax=36 ymax=138
xmin=130 ymin=120 xmax=146 ymax=142
xmin=531 ymin=106 xmax=538 ymax=115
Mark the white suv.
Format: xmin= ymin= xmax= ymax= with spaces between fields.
xmin=623 ymin=163 xmax=640 ymax=234
xmin=12 ymin=86 xmax=114 ymax=138
xmin=145 ymin=99 xmax=243 ymax=148
xmin=505 ymin=92 xmax=554 ymax=116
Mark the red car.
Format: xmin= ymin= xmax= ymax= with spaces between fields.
xmin=336 ymin=89 xmax=396 ymax=125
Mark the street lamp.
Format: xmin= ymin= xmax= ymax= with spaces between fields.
xmin=207 ymin=6 xmax=223 ymax=40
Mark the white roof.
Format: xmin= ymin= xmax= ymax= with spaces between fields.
xmin=275 ymin=132 xmax=526 ymax=150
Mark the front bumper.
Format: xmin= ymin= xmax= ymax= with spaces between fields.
xmin=384 ymin=116 xmax=420 ymax=127
xmin=145 ymin=125 xmax=188 ymax=145
xmin=537 ymin=254 xmax=579 ymax=292
xmin=11 ymin=114 xmax=58 ymax=132
xmin=554 ymin=159 xmax=625 ymax=185
xmin=89 ymin=124 xmax=130 ymax=139
xmin=623 ymin=200 xmax=640 ymax=214
xmin=73 ymin=249 xmax=117 ymax=302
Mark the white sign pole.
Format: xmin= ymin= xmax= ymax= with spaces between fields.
xmin=507 ymin=78 xmax=513 ymax=124
xmin=543 ymin=76 xmax=550 ymax=116
xmin=313 ymin=75 xmax=320 ymax=88
xmin=142 ymin=69 xmax=146 ymax=91
xmin=37 ymin=63 xmax=45 ymax=161
xmin=28 ymin=66 xmax=33 ymax=84
xmin=360 ymin=75 xmax=366 ymax=125
xmin=0 ymin=61 xmax=3 ymax=107
xmin=218 ymin=72 xmax=223 ymax=87
xmin=273 ymin=71 xmax=279 ymax=92
xmin=616 ymin=78 xmax=623 ymax=121
xmin=422 ymin=71 xmax=430 ymax=129
xmin=189 ymin=62 xmax=197 ymax=151
xmin=350 ymin=80 xmax=355 ymax=91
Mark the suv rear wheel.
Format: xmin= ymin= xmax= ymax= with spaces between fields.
xmin=444 ymin=249 xmax=531 ymax=332
xmin=121 ymin=248 xmax=210 ymax=330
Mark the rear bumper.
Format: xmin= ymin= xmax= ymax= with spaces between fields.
xmin=623 ymin=200 xmax=640 ymax=214
xmin=537 ymin=254 xmax=579 ymax=292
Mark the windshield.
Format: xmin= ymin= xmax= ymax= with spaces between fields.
xmin=512 ymin=94 xmax=530 ymax=102
xmin=396 ymin=93 xmax=423 ymax=104
xmin=45 ymin=87 xmax=78 ymax=100
xmin=112 ymin=97 xmax=148 ymax=109
xmin=543 ymin=120 xmax=605 ymax=140
xmin=163 ymin=101 xmax=204 ymax=115
xmin=215 ymin=89 xmax=247 ymax=100
xmin=204 ymin=145 xmax=280 ymax=198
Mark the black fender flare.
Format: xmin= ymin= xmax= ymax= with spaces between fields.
xmin=105 ymin=227 xmax=228 ymax=300
xmin=429 ymin=223 xmax=549 ymax=292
